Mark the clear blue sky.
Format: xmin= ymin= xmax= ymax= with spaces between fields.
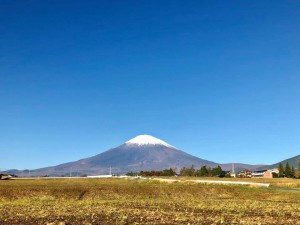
xmin=1 ymin=0 xmax=300 ymax=170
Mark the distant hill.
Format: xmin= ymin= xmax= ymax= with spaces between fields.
xmin=259 ymin=154 xmax=300 ymax=170
xmin=221 ymin=163 xmax=265 ymax=172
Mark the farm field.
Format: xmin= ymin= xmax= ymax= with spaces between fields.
xmin=176 ymin=177 xmax=300 ymax=189
xmin=0 ymin=178 xmax=300 ymax=225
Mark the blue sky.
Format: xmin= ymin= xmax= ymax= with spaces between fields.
xmin=1 ymin=0 xmax=300 ymax=170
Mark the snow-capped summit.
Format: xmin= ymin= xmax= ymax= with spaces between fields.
xmin=125 ymin=135 xmax=175 ymax=148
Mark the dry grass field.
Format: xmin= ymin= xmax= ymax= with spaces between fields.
xmin=177 ymin=177 xmax=300 ymax=188
xmin=0 ymin=178 xmax=300 ymax=225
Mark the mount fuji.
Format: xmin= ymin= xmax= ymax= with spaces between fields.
xmin=11 ymin=135 xmax=220 ymax=176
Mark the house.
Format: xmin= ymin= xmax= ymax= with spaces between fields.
xmin=237 ymin=170 xmax=252 ymax=178
xmin=252 ymin=169 xmax=279 ymax=178
xmin=0 ymin=174 xmax=12 ymax=180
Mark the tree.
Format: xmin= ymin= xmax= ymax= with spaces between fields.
xmin=291 ymin=166 xmax=295 ymax=178
xmin=162 ymin=168 xmax=176 ymax=176
xmin=297 ymin=162 xmax=300 ymax=179
xmin=180 ymin=166 xmax=195 ymax=176
xmin=216 ymin=165 xmax=222 ymax=177
xmin=278 ymin=163 xmax=284 ymax=177
xmin=285 ymin=162 xmax=291 ymax=178
xmin=179 ymin=167 xmax=188 ymax=176
xmin=126 ymin=171 xmax=138 ymax=176
xmin=211 ymin=165 xmax=223 ymax=177
xmin=190 ymin=165 xmax=196 ymax=176
xmin=198 ymin=166 xmax=209 ymax=177
xmin=207 ymin=167 xmax=212 ymax=176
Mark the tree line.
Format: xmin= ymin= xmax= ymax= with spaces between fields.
xmin=127 ymin=165 xmax=226 ymax=177
xmin=278 ymin=162 xmax=300 ymax=178
xmin=127 ymin=163 xmax=300 ymax=178
xmin=179 ymin=165 xmax=226 ymax=177
xmin=138 ymin=168 xmax=177 ymax=176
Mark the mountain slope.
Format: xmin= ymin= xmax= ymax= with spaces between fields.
xmin=14 ymin=135 xmax=219 ymax=176
xmin=220 ymin=163 xmax=266 ymax=172
xmin=259 ymin=154 xmax=300 ymax=170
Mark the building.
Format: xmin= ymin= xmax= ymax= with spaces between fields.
xmin=252 ymin=169 xmax=279 ymax=178
xmin=237 ymin=170 xmax=252 ymax=178
xmin=0 ymin=174 xmax=12 ymax=180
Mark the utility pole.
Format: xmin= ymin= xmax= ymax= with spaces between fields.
xmin=231 ymin=163 xmax=236 ymax=178
xmin=109 ymin=166 xmax=112 ymax=176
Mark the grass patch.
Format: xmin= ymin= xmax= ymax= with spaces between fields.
xmin=0 ymin=178 xmax=299 ymax=224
